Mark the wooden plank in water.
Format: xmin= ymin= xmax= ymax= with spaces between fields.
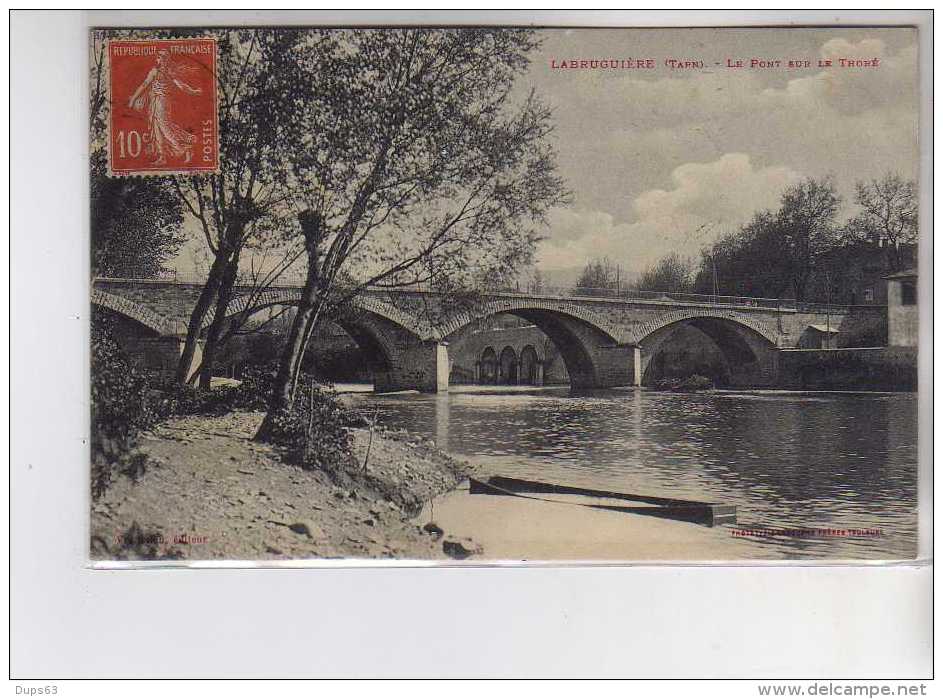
xmin=469 ymin=475 xmax=737 ymax=527
xmin=482 ymin=475 xmax=711 ymax=506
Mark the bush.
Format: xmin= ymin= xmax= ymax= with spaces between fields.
xmin=91 ymin=322 xmax=160 ymax=498
xmin=149 ymin=381 xmax=236 ymax=417
xmin=681 ymin=374 xmax=714 ymax=391
xmin=153 ymin=363 xmax=368 ymax=427
xmin=652 ymin=374 xmax=714 ymax=392
xmin=263 ymin=381 xmax=356 ymax=475
xmin=146 ymin=362 xmax=277 ymax=418
xmin=226 ymin=363 xmax=277 ymax=411
xmin=148 ymin=381 xmax=209 ymax=417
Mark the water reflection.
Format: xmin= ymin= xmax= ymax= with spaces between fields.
xmin=350 ymin=386 xmax=918 ymax=558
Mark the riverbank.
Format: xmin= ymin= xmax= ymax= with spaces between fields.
xmin=90 ymin=411 xmax=480 ymax=561
xmin=89 ymin=409 xmax=777 ymax=563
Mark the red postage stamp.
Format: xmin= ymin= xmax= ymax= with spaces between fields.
xmin=107 ymin=38 xmax=219 ymax=176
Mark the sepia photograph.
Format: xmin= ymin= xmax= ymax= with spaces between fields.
xmin=88 ymin=24 xmax=922 ymax=564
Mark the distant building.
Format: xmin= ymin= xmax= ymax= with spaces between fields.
xmin=885 ymin=268 xmax=918 ymax=347
xmin=798 ymin=323 xmax=840 ymax=350
xmin=445 ymin=318 xmax=570 ymax=386
xmin=817 ymin=240 xmax=915 ymax=306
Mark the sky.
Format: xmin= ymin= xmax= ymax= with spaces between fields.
xmin=523 ymin=27 xmax=919 ymax=278
xmin=167 ymin=26 xmax=919 ymax=282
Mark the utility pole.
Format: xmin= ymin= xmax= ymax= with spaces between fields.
xmin=825 ymin=267 xmax=832 ymax=350
xmin=710 ymin=254 xmax=719 ymax=304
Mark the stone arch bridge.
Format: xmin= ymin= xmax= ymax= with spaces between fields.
xmin=92 ymin=278 xmax=885 ymax=392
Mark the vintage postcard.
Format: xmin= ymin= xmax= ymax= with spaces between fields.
xmin=89 ymin=24 xmax=922 ymax=564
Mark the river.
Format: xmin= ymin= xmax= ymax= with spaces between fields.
xmin=344 ymin=385 xmax=918 ymax=560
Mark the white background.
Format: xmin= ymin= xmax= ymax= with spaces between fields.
xmin=9 ymin=10 xmax=933 ymax=680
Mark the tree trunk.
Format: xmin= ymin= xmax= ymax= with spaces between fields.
xmin=255 ymin=211 xmax=325 ymax=442
xmin=255 ymin=273 xmax=323 ymax=441
xmin=175 ymin=252 xmax=229 ymax=385
xmin=198 ymin=249 xmax=241 ymax=389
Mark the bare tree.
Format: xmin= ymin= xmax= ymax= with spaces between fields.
xmin=164 ymin=29 xmax=330 ymax=387
xmin=846 ymin=172 xmax=918 ymax=271
xmin=256 ymin=28 xmax=568 ymax=440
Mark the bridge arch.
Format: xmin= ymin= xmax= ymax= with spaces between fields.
xmin=203 ymin=289 xmax=437 ymax=340
xmin=91 ymin=291 xmax=191 ymax=374
xmin=499 ymin=346 xmax=518 ymax=385
xmin=633 ymin=309 xmax=780 ymax=387
xmin=519 ymin=344 xmax=540 ymax=385
xmin=200 ymin=289 xmax=445 ymax=392
xmin=441 ymin=299 xmax=625 ymax=388
xmin=628 ymin=308 xmax=781 ymax=347
xmin=91 ymin=289 xmax=178 ymax=336
xmin=479 ymin=346 xmax=497 ymax=384
xmin=438 ymin=298 xmax=622 ymax=343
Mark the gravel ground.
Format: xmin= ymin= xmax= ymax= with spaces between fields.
xmin=90 ymin=411 xmax=481 ymax=561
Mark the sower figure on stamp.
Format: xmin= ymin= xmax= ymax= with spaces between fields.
xmin=127 ymin=49 xmax=201 ymax=165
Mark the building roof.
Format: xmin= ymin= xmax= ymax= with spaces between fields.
xmin=884 ymin=268 xmax=918 ymax=280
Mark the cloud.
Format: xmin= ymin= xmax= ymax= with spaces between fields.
xmin=633 ymin=153 xmax=797 ymax=222
xmin=531 ymin=32 xmax=918 ymax=228
xmin=538 ymin=153 xmax=800 ymax=274
xmin=765 ymin=38 xmax=918 ymax=115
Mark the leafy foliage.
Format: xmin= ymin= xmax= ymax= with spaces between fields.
xmin=693 ymin=173 xmax=920 ymax=303
xmin=149 ymin=362 xmax=278 ymax=416
xmin=227 ymin=364 xmax=279 ymax=411
xmin=90 ymin=152 xmax=187 ymax=278
xmin=288 ymin=29 xmax=568 ymax=291
xmin=694 ymin=177 xmax=841 ymax=301
xmin=148 ymin=382 xmax=232 ymax=417
xmin=694 ymin=211 xmax=794 ymax=299
xmin=776 ymin=176 xmax=841 ymax=301
xmin=170 ymin=30 xmax=323 ymax=386
xmin=90 ymin=319 xmax=160 ymax=498
xmin=573 ymin=257 xmax=624 ymax=295
xmin=263 ymin=381 xmax=356 ymax=475
xmin=638 ymin=253 xmax=694 ymax=293
xmin=89 ymin=31 xmax=188 ymax=279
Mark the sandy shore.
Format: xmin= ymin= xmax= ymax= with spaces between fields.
xmin=420 ymin=484 xmax=775 ymax=561
xmin=90 ymin=411 xmax=478 ymax=561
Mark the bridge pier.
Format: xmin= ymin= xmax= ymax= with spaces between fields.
xmin=375 ymin=340 xmax=450 ymax=394
xmin=574 ymin=344 xmax=639 ymax=389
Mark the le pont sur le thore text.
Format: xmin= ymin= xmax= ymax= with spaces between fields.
xmin=549 ymin=56 xmax=882 ymax=70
